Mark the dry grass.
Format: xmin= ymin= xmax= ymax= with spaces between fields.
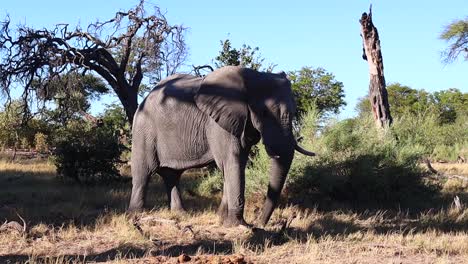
xmin=1 ymin=160 xmax=468 ymax=263
xmin=431 ymin=162 xmax=468 ymax=176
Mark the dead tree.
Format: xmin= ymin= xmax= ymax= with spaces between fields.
xmin=0 ymin=0 xmax=187 ymax=125
xmin=359 ymin=5 xmax=392 ymax=128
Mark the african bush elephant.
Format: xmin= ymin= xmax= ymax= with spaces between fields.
xmin=128 ymin=66 xmax=315 ymax=227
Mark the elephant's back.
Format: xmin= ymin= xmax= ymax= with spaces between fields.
xmin=153 ymin=74 xmax=201 ymax=102
xmin=135 ymin=73 xmax=201 ymax=119
xmin=132 ymin=74 xmax=212 ymax=169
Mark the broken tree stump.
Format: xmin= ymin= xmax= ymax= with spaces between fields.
xmin=360 ymin=5 xmax=392 ymax=128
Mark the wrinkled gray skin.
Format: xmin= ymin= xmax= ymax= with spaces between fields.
xmin=128 ymin=66 xmax=315 ymax=227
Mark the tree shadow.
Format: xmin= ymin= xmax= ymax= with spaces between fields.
xmin=0 ymin=245 xmax=147 ymax=263
xmin=0 ymin=240 xmax=236 ymax=263
xmin=0 ymin=167 xmax=220 ymax=228
xmin=152 ymin=239 xmax=234 ymax=256
xmin=1 ymin=168 xmax=129 ymax=226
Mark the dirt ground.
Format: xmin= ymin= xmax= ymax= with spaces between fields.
xmin=0 ymin=160 xmax=467 ymax=263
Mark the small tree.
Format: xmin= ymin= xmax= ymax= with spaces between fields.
xmin=214 ymin=39 xmax=267 ymax=70
xmin=440 ymin=17 xmax=468 ymax=63
xmin=288 ymin=67 xmax=346 ymax=119
xmin=53 ymin=121 xmax=123 ymax=183
xmin=433 ymin=88 xmax=468 ymax=124
xmin=0 ymin=100 xmax=29 ymax=150
xmin=34 ymin=133 xmax=48 ymax=153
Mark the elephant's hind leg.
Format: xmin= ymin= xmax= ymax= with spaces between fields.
xmin=128 ymin=136 xmax=158 ymax=211
xmin=159 ymin=168 xmax=185 ymax=212
xmin=128 ymin=164 xmax=154 ymax=211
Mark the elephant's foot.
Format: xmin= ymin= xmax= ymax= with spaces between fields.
xmin=127 ymin=202 xmax=144 ymax=212
xmin=170 ymin=205 xmax=186 ymax=213
xmin=217 ymin=202 xmax=228 ymax=224
xmin=169 ymin=190 xmax=185 ymax=212
xmin=222 ymin=210 xmax=250 ymax=227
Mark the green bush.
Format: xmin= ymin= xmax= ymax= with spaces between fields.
xmin=285 ymin=112 xmax=437 ymax=207
xmin=196 ymin=170 xmax=223 ymax=196
xmin=391 ymin=113 xmax=468 ymax=161
xmin=34 ymin=132 xmax=49 ymax=153
xmin=53 ymin=121 xmax=123 ymax=183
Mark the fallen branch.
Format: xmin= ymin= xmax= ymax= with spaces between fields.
xmin=424 ymin=158 xmax=439 ymax=175
xmin=0 ymin=212 xmax=27 ymax=235
xmin=424 ymin=158 xmax=468 ymax=181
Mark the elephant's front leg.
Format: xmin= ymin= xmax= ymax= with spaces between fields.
xmin=222 ymin=153 xmax=249 ymax=227
xmin=217 ymin=181 xmax=228 ymax=223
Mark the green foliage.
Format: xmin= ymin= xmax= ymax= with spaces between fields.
xmin=357 ymin=85 xmax=468 ymax=125
xmin=0 ymin=100 xmax=49 ymax=149
xmin=388 ymin=83 xmax=435 ymax=116
xmin=244 ymin=108 xmax=465 ymax=207
xmin=432 ymin=142 xmax=467 ymax=162
xmin=34 ymin=133 xmax=48 ymax=153
xmin=100 ymin=103 xmax=131 ymax=144
xmin=288 ymin=67 xmax=346 ymax=119
xmin=245 ymin=145 xmax=271 ymax=193
xmin=0 ymin=101 xmax=25 ymax=148
xmin=433 ymin=88 xmax=468 ymax=124
xmin=53 ymin=121 xmax=123 ymax=183
xmin=35 ymin=73 xmax=109 ymax=124
xmin=214 ymin=39 xmax=274 ymax=72
xmin=357 ymin=83 xmax=435 ymax=118
xmin=440 ymin=18 xmax=468 ymax=62
xmin=286 ymin=114 xmax=435 ymax=207
xmin=391 ymin=112 xmax=467 ymax=154
xmin=196 ymin=170 xmax=223 ymax=196
xmin=20 ymin=137 xmax=30 ymax=149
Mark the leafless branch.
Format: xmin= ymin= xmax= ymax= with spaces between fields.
xmin=0 ymin=0 xmax=187 ymax=123
xmin=192 ymin=65 xmax=214 ymax=77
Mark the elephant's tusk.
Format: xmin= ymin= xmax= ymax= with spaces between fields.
xmin=294 ymin=142 xmax=316 ymax=156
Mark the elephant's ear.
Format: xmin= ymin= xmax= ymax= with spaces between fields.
xmin=194 ymin=66 xmax=248 ymax=138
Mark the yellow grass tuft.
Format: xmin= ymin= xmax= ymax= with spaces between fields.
xmin=0 ymin=160 xmax=56 ymax=174
xmin=431 ymin=162 xmax=468 ymax=176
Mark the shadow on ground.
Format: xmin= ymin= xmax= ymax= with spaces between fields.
xmin=0 ymin=245 xmax=147 ymax=263
xmin=0 ymin=167 xmax=219 ymax=228
xmin=1 ymin=161 xmax=466 ymax=262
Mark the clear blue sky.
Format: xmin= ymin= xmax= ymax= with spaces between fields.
xmin=2 ymin=0 xmax=468 ymax=118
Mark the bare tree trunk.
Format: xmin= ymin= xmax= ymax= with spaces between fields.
xmin=360 ymin=5 xmax=392 ymax=128
xmin=123 ymin=94 xmax=138 ymax=126
xmin=112 ymin=84 xmax=138 ymax=126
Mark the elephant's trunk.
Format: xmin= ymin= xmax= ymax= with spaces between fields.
xmin=260 ymin=154 xmax=293 ymax=226
xmin=294 ymin=141 xmax=316 ymax=156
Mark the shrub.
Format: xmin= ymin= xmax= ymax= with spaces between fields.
xmin=391 ymin=113 xmax=468 ymax=161
xmin=196 ymin=170 xmax=224 ymax=196
xmin=286 ymin=112 xmax=437 ymax=208
xmin=53 ymin=121 xmax=123 ymax=183
xmin=34 ymin=132 xmax=49 ymax=153
xmin=20 ymin=137 xmax=30 ymax=150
